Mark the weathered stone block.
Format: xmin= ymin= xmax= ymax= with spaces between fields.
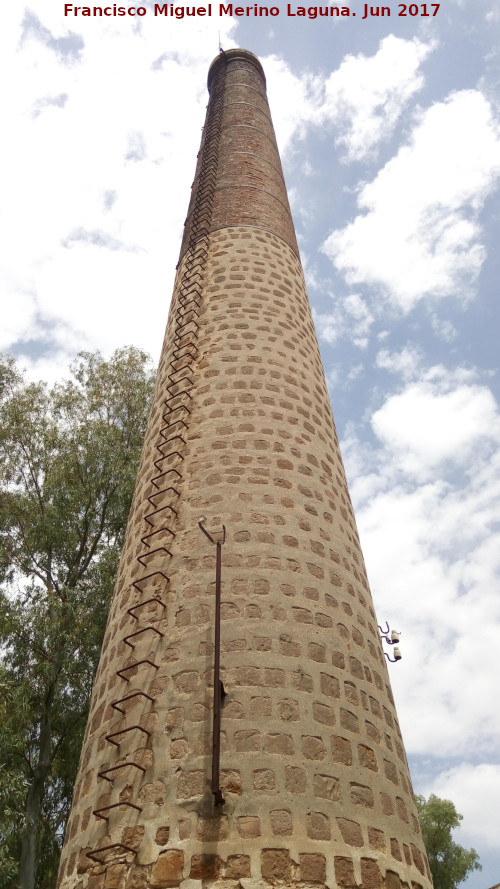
xmin=238 ymin=816 xmax=261 ymax=838
xmin=384 ymin=759 xmax=399 ymax=785
xmin=249 ymin=695 xmax=272 ymax=716
xmin=396 ymin=797 xmax=409 ymax=823
xmin=170 ymin=739 xmax=188 ymax=759
xmin=223 ymin=700 xmax=244 ymax=719
xmin=292 ymin=669 xmax=313 ymax=692
xmin=390 ymin=838 xmax=402 ymax=861
xmin=253 ymin=768 xmax=275 ymax=790
xmin=361 ymin=858 xmax=383 ymax=889
xmin=313 ymin=772 xmax=341 ymax=801
xmin=309 ymin=642 xmax=326 ymax=662
xmin=225 ymin=855 xmax=251 ymax=879
xmin=285 ymin=765 xmax=307 ymax=793
xmin=233 ymin=666 xmax=262 ymax=686
xmin=381 ymin=792 xmax=394 ymax=815
xmin=261 ymin=849 xmax=292 ymax=882
xmin=138 ymin=781 xmax=165 ymax=805
xmin=292 ymin=607 xmax=313 ymax=623
xmin=166 ymin=707 xmax=184 ymax=728
xmin=313 ymin=701 xmax=336 ymax=725
xmin=385 ymin=870 xmax=402 ymax=889
xmin=334 ymin=856 xmax=357 ymax=888
xmin=121 ymin=826 xmax=144 ymax=851
xmin=331 ymin=735 xmax=353 ymax=765
xmin=340 ymin=708 xmax=360 ymax=733
xmin=196 ymin=815 xmax=230 ymax=841
xmin=76 ymin=848 xmax=91 ymax=875
xmin=125 ymin=864 xmax=149 ymax=888
xmin=150 ymin=850 xmax=184 ymax=888
xmin=337 ymin=818 xmax=363 ymax=847
xmin=300 ymin=853 xmax=326 ymax=883
xmin=358 ymin=744 xmax=378 ymax=771
xmin=278 ymin=698 xmax=299 ymax=720
xmin=344 ymin=681 xmax=359 ymax=705
xmin=351 ymin=782 xmax=375 ymax=807
xmin=306 ymin=811 xmax=331 ymax=840
xmin=411 ymin=845 xmax=426 ymax=875
xmin=321 ymin=673 xmax=340 ymax=698
xmin=176 ymin=770 xmax=205 ymax=799
xmin=302 ymin=735 xmax=325 ymax=760
xmin=220 ymin=768 xmax=242 ymax=794
xmin=155 ymin=827 xmax=170 ymax=846
xmin=104 ymin=865 xmax=127 ymax=889
xmin=253 ymin=636 xmax=272 ymax=650
xmin=189 ymin=854 xmax=222 ymax=881
xmin=264 ymin=667 xmax=286 ymax=687
xmin=368 ymin=827 xmax=385 ymax=851
xmin=264 ymin=732 xmax=293 ymax=755
xmin=234 ymin=729 xmax=260 ymax=752
xmin=366 ymin=720 xmax=381 ymax=743
xmin=173 ymin=671 xmax=200 ymax=694
xmin=270 ymin=809 xmax=293 ymax=836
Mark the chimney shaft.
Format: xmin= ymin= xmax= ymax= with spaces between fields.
xmin=57 ymin=49 xmax=431 ymax=889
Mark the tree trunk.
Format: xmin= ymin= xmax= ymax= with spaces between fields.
xmin=18 ymin=701 xmax=53 ymax=889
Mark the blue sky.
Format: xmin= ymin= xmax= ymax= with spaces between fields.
xmin=2 ymin=1 xmax=500 ymax=884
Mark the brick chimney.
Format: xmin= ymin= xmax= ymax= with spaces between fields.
xmin=57 ymin=48 xmax=432 ymax=889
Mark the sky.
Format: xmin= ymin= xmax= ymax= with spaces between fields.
xmin=2 ymin=0 xmax=500 ymax=885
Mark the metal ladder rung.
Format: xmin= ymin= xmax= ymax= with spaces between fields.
xmin=150 ymin=467 xmax=182 ymax=491
xmin=97 ymin=761 xmax=146 ymax=783
xmin=122 ymin=627 xmax=163 ymax=650
xmin=132 ymin=571 xmax=169 ymax=594
xmin=147 ymin=487 xmax=180 ymax=509
xmin=93 ymin=801 xmax=142 ymax=821
xmin=165 ymin=380 xmax=193 ymax=400
xmin=106 ymin=723 xmax=152 ymax=745
xmin=137 ymin=547 xmax=172 ymax=567
xmin=141 ymin=526 xmax=175 ymax=549
xmin=87 ymin=842 xmax=137 ymax=863
xmin=111 ymin=689 xmax=155 ymax=712
xmin=116 ymin=659 xmax=159 ymax=681
xmin=144 ymin=504 xmax=178 ymax=528
xmin=153 ymin=449 xmax=184 ymax=471
xmin=127 ymin=596 xmax=165 ymax=619
xmin=163 ymin=391 xmax=193 ymax=409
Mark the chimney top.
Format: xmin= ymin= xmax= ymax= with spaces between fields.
xmin=207 ymin=48 xmax=266 ymax=92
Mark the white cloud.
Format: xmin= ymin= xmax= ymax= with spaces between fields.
xmin=0 ymin=4 xmax=238 ymax=378
xmin=428 ymin=764 xmax=500 ymax=849
xmin=323 ymin=90 xmax=500 ymax=311
xmin=264 ymin=54 xmax=322 ymax=156
xmin=371 ymin=375 xmax=500 ymax=478
xmin=318 ymin=35 xmax=436 ymax=162
xmin=343 ymin=364 xmax=500 ymax=760
xmin=313 ymin=292 xmax=374 ymax=348
xmin=430 ymin=312 xmax=459 ymax=342
xmin=265 ymin=35 xmax=435 ymax=165
xmin=376 ymin=345 xmax=423 ymax=380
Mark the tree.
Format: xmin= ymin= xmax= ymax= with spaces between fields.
xmin=0 ymin=348 xmax=155 ymax=889
xmin=416 ymin=794 xmax=482 ymax=889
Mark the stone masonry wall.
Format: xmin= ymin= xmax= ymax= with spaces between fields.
xmin=56 ymin=50 xmax=432 ymax=889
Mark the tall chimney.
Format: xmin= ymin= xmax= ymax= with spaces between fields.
xmin=57 ymin=49 xmax=432 ymax=889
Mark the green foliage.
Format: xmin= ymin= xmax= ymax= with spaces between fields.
xmin=0 ymin=348 xmax=155 ymax=889
xmin=416 ymin=794 xmax=482 ymax=889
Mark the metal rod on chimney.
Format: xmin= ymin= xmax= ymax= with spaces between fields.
xmin=199 ymin=521 xmax=226 ymax=806
xmin=212 ymin=536 xmax=224 ymax=806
